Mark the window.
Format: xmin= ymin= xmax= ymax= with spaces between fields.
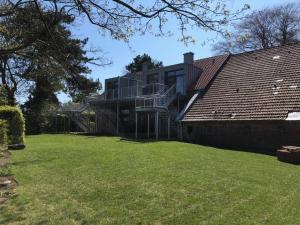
xmin=165 ymin=69 xmax=184 ymax=77
xmin=165 ymin=69 xmax=185 ymax=94
xmin=128 ymin=79 xmax=137 ymax=87
xmin=165 ymin=76 xmax=176 ymax=87
xmin=107 ymin=80 xmax=118 ymax=90
xmin=106 ymin=80 xmax=118 ymax=99
xmin=176 ymin=76 xmax=184 ymax=94
xmin=147 ymin=73 xmax=158 ymax=84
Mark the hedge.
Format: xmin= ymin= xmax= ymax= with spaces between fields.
xmin=0 ymin=106 xmax=25 ymax=144
xmin=0 ymin=119 xmax=8 ymax=145
xmin=0 ymin=85 xmax=9 ymax=106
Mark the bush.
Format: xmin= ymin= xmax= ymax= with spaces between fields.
xmin=0 ymin=85 xmax=9 ymax=106
xmin=0 ymin=119 xmax=8 ymax=146
xmin=0 ymin=106 xmax=25 ymax=144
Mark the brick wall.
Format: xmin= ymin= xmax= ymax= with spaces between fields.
xmin=181 ymin=120 xmax=300 ymax=151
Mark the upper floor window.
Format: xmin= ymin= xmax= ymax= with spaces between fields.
xmin=107 ymin=80 xmax=118 ymax=90
xmin=165 ymin=69 xmax=184 ymax=77
xmin=147 ymin=73 xmax=158 ymax=84
xmin=106 ymin=80 xmax=119 ymax=99
xmin=165 ymin=69 xmax=185 ymax=94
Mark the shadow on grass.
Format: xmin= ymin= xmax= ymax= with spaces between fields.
xmin=11 ymin=159 xmax=56 ymax=167
xmin=119 ymin=137 xmax=277 ymax=156
xmin=59 ymin=132 xmax=277 ymax=156
xmin=180 ymin=140 xmax=277 ymax=156
xmin=73 ymin=133 xmax=165 ymax=142
xmin=121 ymin=138 xmax=161 ymax=143
xmin=73 ymin=132 xmax=115 ymax=138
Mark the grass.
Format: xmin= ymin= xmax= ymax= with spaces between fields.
xmin=0 ymin=134 xmax=299 ymax=225
xmin=0 ymin=165 xmax=11 ymax=177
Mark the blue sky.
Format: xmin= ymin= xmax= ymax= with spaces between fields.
xmin=59 ymin=0 xmax=295 ymax=102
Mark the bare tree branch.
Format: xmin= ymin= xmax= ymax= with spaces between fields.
xmin=212 ymin=2 xmax=300 ymax=54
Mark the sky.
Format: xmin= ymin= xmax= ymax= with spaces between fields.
xmin=58 ymin=0 xmax=296 ymax=102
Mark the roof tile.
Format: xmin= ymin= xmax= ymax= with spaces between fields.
xmin=184 ymin=43 xmax=300 ymax=121
xmin=193 ymin=54 xmax=229 ymax=90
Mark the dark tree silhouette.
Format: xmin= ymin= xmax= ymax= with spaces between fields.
xmin=125 ymin=54 xmax=163 ymax=73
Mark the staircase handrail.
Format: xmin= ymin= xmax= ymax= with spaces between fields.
xmin=86 ymin=93 xmax=105 ymax=102
xmin=135 ymin=84 xmax=176 ymax=109
xmin=58 ymin=103 xmax=89 ymax=113
xmin=155 ymin=84 xmax=176 ymax=107
xmin=141 ymin=83 xmax=167 ymax=96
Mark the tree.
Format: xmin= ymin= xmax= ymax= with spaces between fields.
xmin=66 ymin=75 xmax=101 ymax=103
xmin=22 ymin=76 xmax=59 ymax=134
xmin=0 ymin=3 xmax=101 ymax=105
xmin=212 ymin=2 xmax=300 ymax=54
xmin=0 ymin=0 xmax=250 ymax=58
xmin=0 ymin=1 xmax=250 ymax=102
xmin=125 ymin=54 xmax=163 ymax=73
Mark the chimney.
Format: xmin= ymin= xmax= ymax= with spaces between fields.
xmin=184 ymin=52 xmax=194 ymax=64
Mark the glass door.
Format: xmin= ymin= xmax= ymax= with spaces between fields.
xmin=176 ymin=76 xmax=184 ymax=94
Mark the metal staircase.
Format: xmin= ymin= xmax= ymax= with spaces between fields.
xmin=135 ymin=84 xmax=177 ymax=110
xmin=68 ymin=112 xmax=96 ymax=133
xmin=58 ymin=82 xmax=179 ymax=137
xmin=134 ymin=84 xmax=179 ymax=139
xmin=57 ymin=103 xmax=95 ymax=133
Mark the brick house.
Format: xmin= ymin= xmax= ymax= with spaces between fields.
xmin=181 ymin=43 xmax=300 ymax=151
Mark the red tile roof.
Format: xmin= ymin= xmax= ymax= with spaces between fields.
xmin=183 ymin=43 xmax=300 ymax=121
xmin=193 ymin=54 xmax=229 ymax=90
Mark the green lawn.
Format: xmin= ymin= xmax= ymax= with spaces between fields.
xmin=1 ymin=134 xmax=300 ymax=225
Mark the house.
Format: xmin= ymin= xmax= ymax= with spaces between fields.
xmin=182 ymin=43 xmax=300 ymax=150
xmin=61 ymin=52 xmax=226 ymax=139
xmin=60 ymin=43 xmax=300 ymax=151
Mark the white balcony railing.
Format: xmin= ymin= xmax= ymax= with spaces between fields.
xmin=104 ymin=83 xmax=168 ymax=100
xmin=135 ymin=84 xmax=176 ymax=109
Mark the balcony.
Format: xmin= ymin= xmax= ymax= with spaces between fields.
xmin=105 ymin=83 xmax=168 ymax=100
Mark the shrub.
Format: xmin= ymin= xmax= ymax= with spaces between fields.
xmin=0 ymin=106 xmax=25 ymax=144
xmin=0 ymin=119 xmax=8 ymax=146
xmin=0 ymin=85 xmax=9 ymax=106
